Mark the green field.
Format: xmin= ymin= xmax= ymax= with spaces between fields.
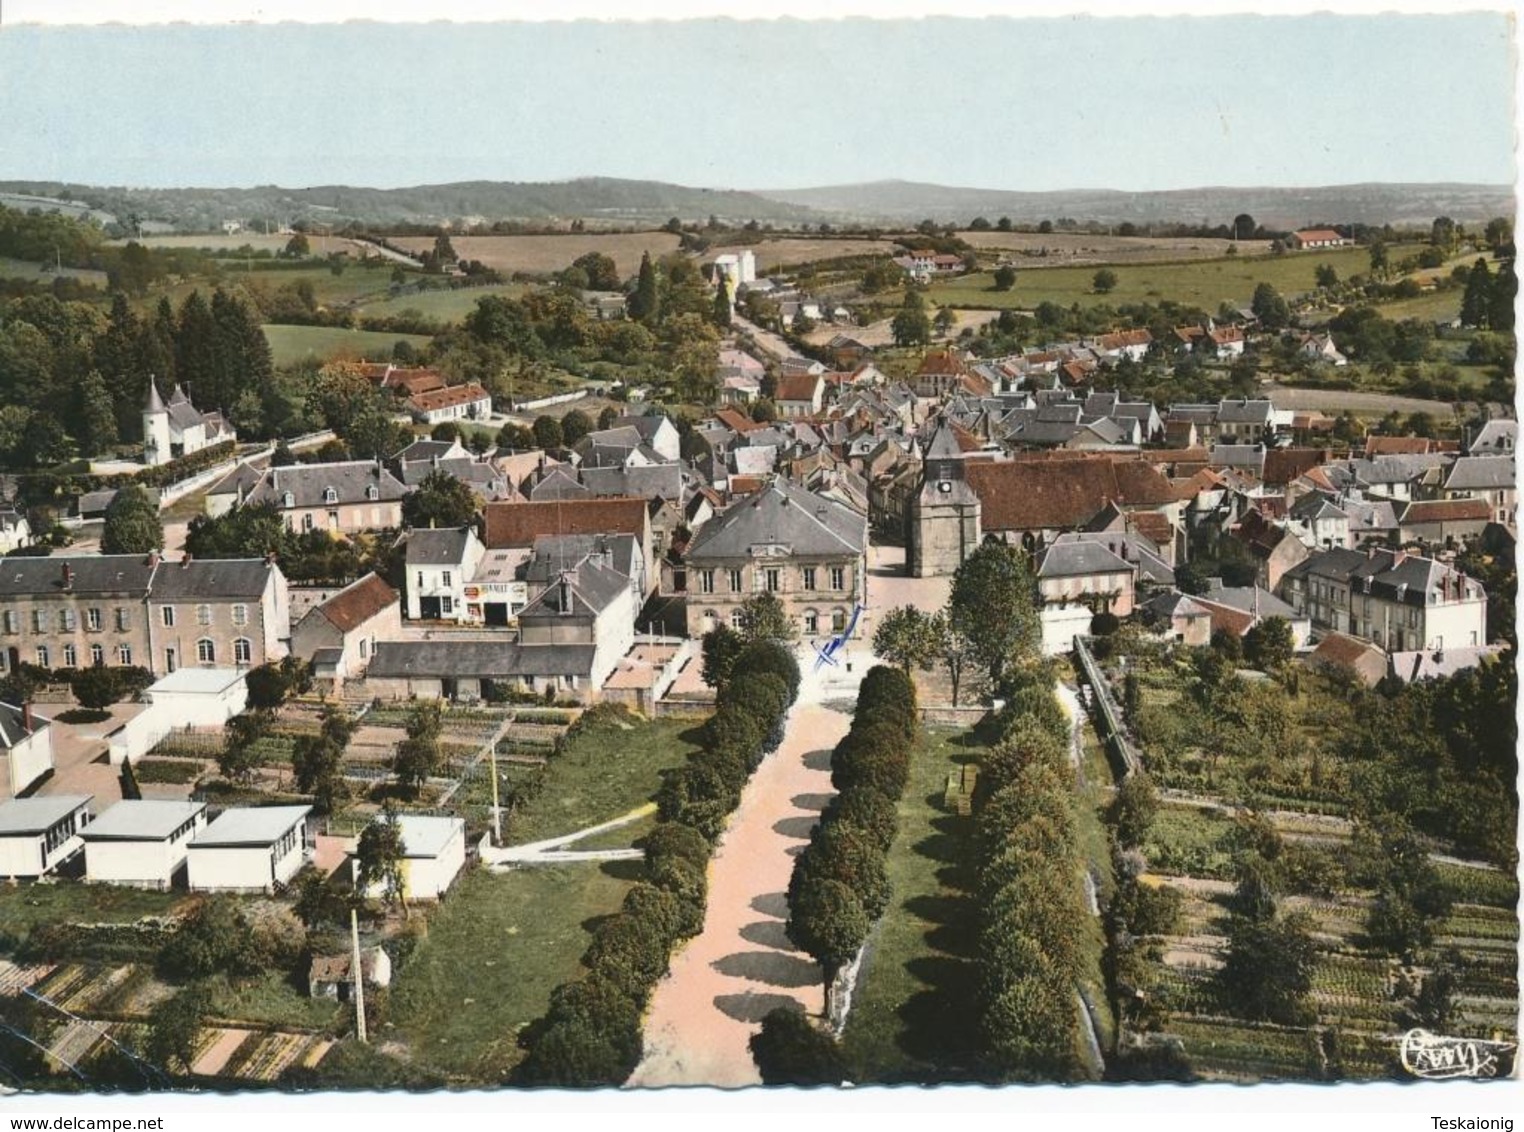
xmin=351 ymin=283 xmax=529 ymax=324
xmin=840 ymin=727 xmax=985 ymax=1083
xmin=0 ymin=883 xmax=186 ymax=943
xmin=262 ymin=324 xmax=434 ymax=366
xmin=925 ymin=246 xmax=1397 ymax=312
xmin=492 ymin=713 xmax=706 ymax=847
xmin=0 ymin=256 xmax=109 ymax=286
xmin=387 ymin=862 xmax=639 ymax=1079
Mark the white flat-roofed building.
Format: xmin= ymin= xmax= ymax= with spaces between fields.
xmin=187 ymin=805 xmax=312 ymax=893
xmin=80 ymin=800 xmax=207 ymax=889
xmin=144 ymin=668 xmax=249 ymax=726
xmin=0 ymin=795 xmax=92 ymax=879
xmin=353 ymin=813 xmax=466 ymax=901
xmin=1 ymin=702 xmax=54 ymax=799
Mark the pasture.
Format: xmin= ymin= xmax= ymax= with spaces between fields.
xmin=708 ymin=237 xmax=900 ymax=273
xmin=262 ymin=324 xmax=433 ymax=366
xmin=959 ymin=230 xmax=1272 ymax=265
xmin=391 ymin=232 xmax=682 ymax=279
xmin=0 ymin=255 xmax=108 ymax=286
xmin=350 ymin=282 xmax=529 ymax=324
xmin=924 ymin=245 xmax=1398 ymax=313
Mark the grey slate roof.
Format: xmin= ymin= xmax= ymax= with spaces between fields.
xmin=1216 ymin=399 xmax=1274 ymax=424
xmin=1199 ymin=581 xmax=1300 ymax=619
xmin=525 ymin=533 xmax=640 ymax=587
xmin=0 ymin=795 xmax=92 ymax=836
xmin=1283 ymin=548 xmax=1482 ymax=607
xmin=1036 ymin=540 xmax=1131 ymax=579
xmin=148 ymin=558 xmax=275 ymax=600
xmin=1051 ymin=532 xmax=1173 ymax=585
xmin=80 ymin=800 xmax=205 ymax=842
xmin=0 ymin=554 xmax=156 ymax=598
xmin=368 ymin=640 xmax=597 ymax=679
xmin=582 ymin=463 xmax=684 ymax=501
xmin=247 ymin=461 xmax=408 ymax=509
xmin=0 ymin=702 xmax=47 ymax=748
xmin=687 ymin=477 xmax=866 ymax=562
xmin=191 ymin=805 xmax=310 ymax=848
xmin=1443 ymin=455 xmax=1515 ymax=492
xmin=519 ymin=559 xmax=630 ymax=618
xmin=405 ymin=527 xmax=475 ymax=566
xmin=1467 ymin=419 xmax=1517 ymax=455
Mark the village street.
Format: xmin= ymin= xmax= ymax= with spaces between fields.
xmin=628 ymin=542 xmax=946 ymax=1086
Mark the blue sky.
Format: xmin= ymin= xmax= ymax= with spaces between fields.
xmin=0 ymin=13 xmax=1514 ymax=191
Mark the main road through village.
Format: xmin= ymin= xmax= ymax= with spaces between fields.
xmin=627 ymin=545 xmax=950 ymax=1087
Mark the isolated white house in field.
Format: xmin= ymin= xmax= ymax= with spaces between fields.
xmin=0 ymin=795 xmax=93 ymax=879
xmin=352 ymin=813 xmax=466 ymax=901
xmin=0 ymin=702 xmax=54 ymax=799
xmin=187 ymin=805 xmax=312 ymax=893
xmin=81 ymin=800 xmax=208 ymax=889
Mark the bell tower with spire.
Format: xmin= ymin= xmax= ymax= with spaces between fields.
xmin=906 ymin=417 xmax=982 ymax=578
xmin=142 ymin=376 xmax=171 ymax=467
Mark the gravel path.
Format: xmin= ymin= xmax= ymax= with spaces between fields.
xmin=626 ymin=701 xmax=851 ymax=1089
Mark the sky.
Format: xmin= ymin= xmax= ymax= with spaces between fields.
xmin=0 ymin=6 xmax=1516 ymax=193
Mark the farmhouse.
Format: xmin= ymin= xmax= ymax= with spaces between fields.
xmin=0 ymin=795 xmax=92 ymax=880
xmin=0 ymin=702 xmax=53 ymax=800
xmin=80 ymin=800 xmax=208 ymax=890
xmin=187 ymin=805 xmax=312 ymax=893
xmin=1287 ymin=228 xmax=1353 ymax=250
xmin=407 ymin=382 xmax=493 ymax=425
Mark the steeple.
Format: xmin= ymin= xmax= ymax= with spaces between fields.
xmin=144 ymin=376 xmax=166 ymax=415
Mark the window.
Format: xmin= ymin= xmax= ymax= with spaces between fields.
xmin=58 ymin=609 xmax=76 ymax=632
xmin=85 ymin=608 xmax=101 ymax=632
xmin=63 ymin=643 xmax=77 ymax=667
xmin=3 ymin=610 xmax=16 ymax=634
xmin=359 ymin=638 xmax=369 ymax=659
xmin=832 ymin=608 xmax=847 ymax=633
xmin=35 ymin=646 xmax=48 ymax=667
xmin=804 ymin=610 xmax=819 ymax=635
xmin=196 ymin=604 xmax=212 ymax=626
xmin=327 ymin=511 xmax=340 ymax=530
xmin=699 ymin=569 xmax=715 ymax=594
xmin=90 ymin=644 xmax=104 ymax=666
xmin=323 ymin=486 xmax=338 ymax=504
xmin=730 ymin=609 xmax=744 ymax=630
xmin=115 ymin=608 xmax=130 ymax=632
xmin=197 ymin=639 xmax=215 ymax=664
xmin=233 ymin=638 xmax=251 ymax=665
xmin=32 ymin=610 xmax=45 ymax=633
xmin=802 ymin=567 xmax=817 ymax=590
xmin=117 ymin=644 xmax=132 ymax=666
xmin=161 ymin=606 xmax=175 ymax=628
xmin=440 ymin=596 xmax=454 ymax=615
xmin=365 ymin=484 xmax=379 ymax=501
xmin=281 ymin=491 xmax=295 ymax=509
xmin=727 ymin=568 xmax=743 ymax=593
xmin=165 ymin=647 xmax=177 ymax=673
xmin=830 ymin=566 xmax=845 ymax=590
xmin=302 ymin=514 xmax=315 ymax=532
xmin=765 ymin=568 xmax=780 ymax=592
xmin=442 ymin=571 xmax=453 ymax=588
xmin=231 ymin=604 xmax=248 ymax=627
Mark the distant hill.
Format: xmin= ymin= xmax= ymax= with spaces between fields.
xmin=0 ymin=176 xmax=1511 ymax=234
xmin=0 ymin=177 xmax=827 ymax=232
xmin=753 ymin=180 xmax=1517 ymax=229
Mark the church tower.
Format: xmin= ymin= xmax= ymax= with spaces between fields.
xmin=906 ymin=418 xmax=982 ymax=578
xmin=142 ymin=377 xmax=172 ymax=467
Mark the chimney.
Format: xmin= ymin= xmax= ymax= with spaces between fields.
xmin=558 ymin=571 xmax=574 ymax=616
xmin=21 ymin=701 xmax=33 ymax=733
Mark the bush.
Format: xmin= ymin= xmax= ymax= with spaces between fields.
xmin=749 ymin=1005 xmax=848 ymax=1086
xmin=825 ymin=786 xmax=898 ymax=853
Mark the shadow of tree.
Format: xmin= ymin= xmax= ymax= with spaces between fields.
xmin=712 ymin=950 xmax=820 ymax=988
xmin=598 ymin=858 xmax=647 ymax=882
xmin=713 ymin=991 xmax=807 ymax=1024
xmin=751 ymin=892 xmax=789 ymax=919
xmin=803 ymin=749 xmax=834 ymax=772
xmin=739 ymin=919 xmax=793 ymax=951
xmin=790 ymin=792 xmax=835 ymax=813
xmin=772 ymin=815 xmax=821 ymax=841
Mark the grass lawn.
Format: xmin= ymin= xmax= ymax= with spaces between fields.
xmin=262 ymin=324 xmax=434 ymax=367
xmin=840 ymin=726 xmax=985 ymax=1083
xmin=925 ymin=245 xmax=1393 ymax=313
xmin=498 ymin=714 xmax=706 ymax=846
xmin=351 ymin=283 xmax=528 ymax=324
xmin=387 ymin=862 xmax=639 ymax=1080
xmin=1369 ymin=289 xmax=1463 ymax=323
xmin=202 ymin=970 xmax=344 ymax=1031
xmin=0 ymin=883 xmax=187 ymax=946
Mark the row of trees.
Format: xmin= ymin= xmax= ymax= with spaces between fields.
xmin=515 ymin=623 xmax=802 ymax=1086
xmin=969 ymin=677 xmax=1096 ymax=1081
xmin=785 ymin=666 xmax=916 ymax=1023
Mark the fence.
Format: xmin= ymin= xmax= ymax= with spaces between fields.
xmin=917 ymin=705 xmax=990 ymax=727
xmin=513 ymin=389 xmax=589 ymax=413
xmin=1072 ymin=635 xmax=1141 ymax=780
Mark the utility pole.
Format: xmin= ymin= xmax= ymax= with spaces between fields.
xmin=490 ymin=735 xmax=502 ymax=846
xmin=350 ymin=906 xmax=367 ymax=1044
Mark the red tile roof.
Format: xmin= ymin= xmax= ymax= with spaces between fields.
xmin=776 ymin=372 xmax=824 ymax=404
xmin=483 ymin=497 xmax=648 ymax=549
xmin=916 ymin=349 xmax=969 ymax=377
xmin=408 ymin=382 xmax=491 ymax=413
xmin=1400 ymin=498 xmax=1492 ymax=523
xmin=1263 ymin=448 xmax=1331 ymax=487
xmin=1293 ymin=229 xmax=1346 ymax=243
xmin=966 ymin=456 xmax=1176 ymax=532
xmin=316 ymin=573 xmax=398 ymax=633
xmin=714 ymin=407 xmax=764 ymax=434
xmin=1364 ymin=436 xmax=1434 ymax=457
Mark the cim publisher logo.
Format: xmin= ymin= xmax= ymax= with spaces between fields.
xmin=1399 ymin=1028 xmax=1517 ymax=1080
